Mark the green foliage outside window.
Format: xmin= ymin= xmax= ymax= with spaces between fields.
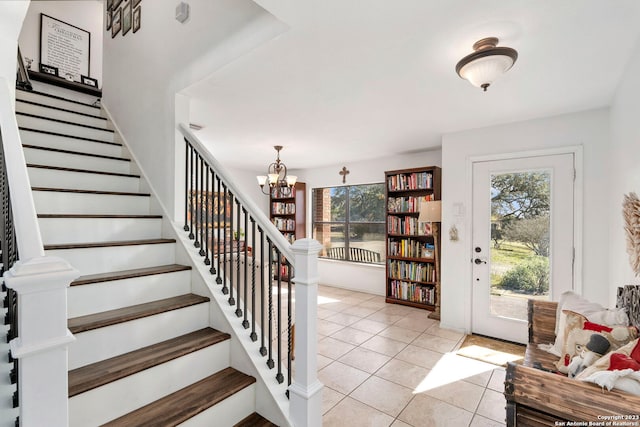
xmin=313 ymin=183 xmax=385 ymax=264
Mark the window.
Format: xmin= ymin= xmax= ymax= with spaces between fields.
xmin=312 ymin=183 xmax=385 ymax=264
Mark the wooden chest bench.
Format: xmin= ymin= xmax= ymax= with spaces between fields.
xmin=505 ymin=287 xmax=640 ymax=426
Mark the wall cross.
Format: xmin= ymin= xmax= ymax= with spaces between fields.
xmin=339 ymin=166 xmax=350 ymax=183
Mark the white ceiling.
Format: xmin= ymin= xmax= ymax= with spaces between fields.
xmin=183 ymin=0 xmax=640 ymax=171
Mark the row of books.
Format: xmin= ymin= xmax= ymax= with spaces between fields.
xmin=387 ymin=172 xmax=434 ymax=191
xmin=272 ymin=202 xmax=296 ymax=215
xmin=388 ymin=239 xmax=435 ymax=258
xmin=271 ymin=187 xmax=296 ymax=199
xmin=272 ymin=217 xmax=295 ymax=231
xmin=387 ymin=216 xmax=433 ymax=236
xmin=387 ymin=194 xmax=435 ymax=213
xmin=281 ymin=232 xmax=295 ymax=244
xmin=388 ymin=260 xmax=436 ymax=282
xmin=389 ymin=280 xmax=435 ymax=304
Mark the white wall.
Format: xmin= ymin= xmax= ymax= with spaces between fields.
xmin=18 ymin=1 xmax=103 ymax=84
xmin=609 ymin=38 xmax=640 ymax=296
xmin=0 ymin=2 xmax=30 ymax=99
xmin=441 ymin=109 xmax=610 ymax=332
xmin=102 ymin=0 xmax=286 ymax=221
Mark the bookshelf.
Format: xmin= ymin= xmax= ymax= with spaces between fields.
xmin=385 ymin=166 xmax=441 ymax=311
xmin=270 ymin=182 xmax=306 ymax=280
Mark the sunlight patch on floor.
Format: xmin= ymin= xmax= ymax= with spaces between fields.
xmin=456 ymin=344 xmax=523 ymax=366
xmin=317 ymin=295 xmax=340 ymax=305
xmin=413 ymin=352 xmax=495 ymax=393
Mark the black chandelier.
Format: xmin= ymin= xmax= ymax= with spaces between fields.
xmin=256 ymin=145 xmax=297 ymax=196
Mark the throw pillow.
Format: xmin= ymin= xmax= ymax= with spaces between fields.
xmin=555 ymin=310 xmax=638 ymax=374
xmin=547 ymin=291 xmax=629 ymax=357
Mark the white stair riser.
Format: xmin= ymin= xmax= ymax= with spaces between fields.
xmin=28 ymin=167 xmax=140 ymax=193
xmin=33 ymin=191 xmax=149 ymax=215
xmin=24 ymin=146 xmax=131 ymax=174
xmin=17 ymin=114 xmax=114 ymax=142
xmin=16 ymin=90 xmax=102 ymax=117
xmin=39 ymin=216 xmax=161 ymax=245
xmin=16 ymin=101 xmax=108 ymax=129
xmin=68 ymin=270 xmax=192 ymax=317
xmin=45 ymin=242 xmax=175 ymax=276
xmin=69 ymin=342 xmax=230 ymax=427
xmin=68 ymin=303 xmax=210 ymax=369
xmin=20 ymin=129 xmax=123 ymax=157
xmin=178 ymin=385 xmax=256 ymax=427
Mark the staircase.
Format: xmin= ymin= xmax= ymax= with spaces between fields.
xmin=14 ymin=84 xmax=277 ymax=426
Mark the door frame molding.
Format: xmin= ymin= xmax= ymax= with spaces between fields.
xmin=465 ymin=145 xmax=583 ymax=333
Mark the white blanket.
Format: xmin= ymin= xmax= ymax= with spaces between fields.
xmin=580 ymin=368 xmax=640 ymax=395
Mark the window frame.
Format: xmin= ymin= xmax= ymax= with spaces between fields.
xmin=312 ymin=182 xmax=386 ymax=264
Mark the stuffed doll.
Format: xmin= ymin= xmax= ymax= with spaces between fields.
xmin=556 ymin=310 xmax=638 ymax=374
xmin=568 ymin=334 xmax=610 ymax=378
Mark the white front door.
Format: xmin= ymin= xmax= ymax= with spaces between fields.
xmin=471 ymin=153 xmax=575 ymax=344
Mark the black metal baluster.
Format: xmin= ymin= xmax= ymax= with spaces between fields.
xmin=188 ymin=143 xmax=195 ymax=240
xmin=183 ymin=139 xmax=190 ymax=232
xmin=235 ymin=198 xmax=242 ymax=317
xmin=221 ymin=185 xmax=229 ymax=294
xmin=287 ymin=261 xmax=293 ymax=387
xmin=276 ymin=247 xmax=284 ymax=384
xmin=267 ymin=239 xmax=274 ymax=368
xmin=198 ymin=156 xmax=205 ymax=255
xmin=250 ymin=217 xmax=257 ymax=340
xmin=213 ymin=176 xmax=221 ymax=279
xmin=194 ymin=154 xmax=201 ymax=249
xmin=203 ymin=166 xmax=210 ymax=265
xmin=259 ymin=226 xmax=267 ymax=356
xmin=13 ymin=378 xmax=18 ymax=409
xmin=242 ymin=208 xmax=249 ymax=329
xmin=228 ymin=192 xmax=235 ymax=305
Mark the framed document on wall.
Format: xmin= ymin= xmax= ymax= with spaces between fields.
xmin=40 ymin=14 xmax=90 ymax=82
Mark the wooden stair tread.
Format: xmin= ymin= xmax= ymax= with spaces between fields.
xmin=68 ymin=328 xmax=230 ymax=397
xmin=16 ymin=111 xmax=114 ymax=132
xmin=71 ymin=264 xmax=191 ymax=286
xmin=23 ymin=144 xmax=129 ymax=161
xmin=19 ymin=127 xmax=121 ymax=146
xmin=45 ymin=238 xmax=174 ymax=250
xmin=17 ymin=87 xmax=101 ymax=109
xmin=17 ymin=98 xmax=106 ymax=120
xmin=234 ymin=413 xmax=279 ymax=427
xmin=33 ymin=187 xmax=149 ymax=197
xmin=68 ymin=294 xmax=210 ymax=334
xmin=27 ymin=163 xmax=140 ymax=178
xmin=102 ymin=367 xmax=256 ymax=427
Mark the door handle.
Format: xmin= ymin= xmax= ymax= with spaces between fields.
xmin=474 ymin=258 xmax=487 ymax=265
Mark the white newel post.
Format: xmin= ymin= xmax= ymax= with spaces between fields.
xmin=289 ymin=238 xmax=323 ymax=427
xmin=5 ymin=256 xmax=79 ymax=427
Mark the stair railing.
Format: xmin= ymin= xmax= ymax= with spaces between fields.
xmin=0 ymin=76 xmax=79 ymax=427
xmin=179 ymin=124 xmax=323 ymax=427
xmin=1 ymin=83 xmax=20 ymax=426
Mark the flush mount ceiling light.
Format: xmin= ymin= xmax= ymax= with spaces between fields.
xmin=256 ymin=145 xmax=297 ymax=196
xmin=455 ymin=37 xmax=518 ymax=92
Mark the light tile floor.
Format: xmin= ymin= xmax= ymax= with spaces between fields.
xmin=316 ymin=285 xmax=507 ymax=427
